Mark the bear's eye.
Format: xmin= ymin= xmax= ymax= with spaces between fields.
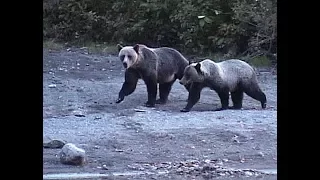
xmin=127 ymin=55 xmax=132 ymax=59
xmin=120 ymin=55 xmax=125 ymax=61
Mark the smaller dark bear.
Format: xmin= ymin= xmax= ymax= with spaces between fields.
xmin=115 ymin=44 xmax=190 ymax=107
xmin=179 ymin=59 xmax=267 ymax=112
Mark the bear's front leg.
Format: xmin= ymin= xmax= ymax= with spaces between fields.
xmin=181 ymin=83 xmax=202 ymax=112
xmin=144 ymin=76 xmax=157 ymax=107
xmin=116 ymin=69 xmax=139 ymax=103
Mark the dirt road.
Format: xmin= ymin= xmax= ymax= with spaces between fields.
xmin=43 ymin=48 xmax=277 ymax=179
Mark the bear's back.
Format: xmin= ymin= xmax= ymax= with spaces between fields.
xmin=219 ymin=59 xmax=255 ymax=78
xmin=218 ymin=59 xmax=256 ymax=90
xmin=153 ymin=47 xmax=188 ymax=65
xmin=153 ymin=47 xmax=189 ymax=82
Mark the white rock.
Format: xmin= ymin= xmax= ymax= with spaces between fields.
xmin=244 ymin=171 xmax=253 ymax=176
xmin=59 ymin=143 xmax=86 ymax=166
xmin=102 ymin=164 xmax=108 ymax=170
xmin=48 ymin=84 xmax=57 ymax=88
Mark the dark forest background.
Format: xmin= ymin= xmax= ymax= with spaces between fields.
xmin=43 ymin=0 xmax=277 ymax=66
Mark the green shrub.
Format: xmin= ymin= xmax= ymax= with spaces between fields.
xmin=43 ymin=0 xmax=277 ymax=62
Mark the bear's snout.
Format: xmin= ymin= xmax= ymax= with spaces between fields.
xmin=123 ymin=62 xmax=128 ymax=68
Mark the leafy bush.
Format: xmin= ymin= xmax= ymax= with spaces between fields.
xmin=43 ymin=0 xmax=277 ymax=60
xmin=43 ymin=0 xmax=109 ymax=41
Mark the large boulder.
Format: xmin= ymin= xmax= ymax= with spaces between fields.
xmin=59 ymin=143 xmax=86 ymax=166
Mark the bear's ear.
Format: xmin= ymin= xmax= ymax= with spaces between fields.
xmin=188 ymin=60 xmax=192 ymax=65
xmin=195 ymin=63 xmax=201 ymax=73
xmin=117 ymin=44 xmax=123 ymax=52
xmin=133 ymin=44 xmax=140 ymax=54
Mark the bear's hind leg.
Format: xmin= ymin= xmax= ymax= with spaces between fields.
xmin=230 ymin=89 xmax=243 ymax=109
xmin=243 ymin=83 xmax=267 ymax=109
xmin=156 ymin=80 xmax=175 ymax=104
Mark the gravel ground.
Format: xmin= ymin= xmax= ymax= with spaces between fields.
xmin=43 ymin=48 xmax=277 ymax=179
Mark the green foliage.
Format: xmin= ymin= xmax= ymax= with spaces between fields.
xmin=43 ymin=0 xmax=277 ymax=61
xmin=248 ymin=55 xmax=272 ymax=67
xmin=43 ymin=39 xmax=64 ymax=50
xmin=232 ymin=0 xmax=277 ymax=55
xmin=43 ymin=0 xmax=110 ymax=41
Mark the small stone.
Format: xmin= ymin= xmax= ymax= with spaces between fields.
xmin=43 ymin=139 xmax=66 ymax=149
xmin=216 ymin=161 xmax=223 ymax=166
xmin=134 ymin=109 xmax=146 ymax=112
xmin=202 ymin=165 xmax=217 ymax=171
xmin=48 ymin=84 xmax=57 ymax=88
xmin=102 ymin=165 xmax=108 ymax=170
xmin=76 ymin=87 xmax=84 ymax=92
xmin=244 ymin=171 xmax=253 ymax=176
xmin=258 ymin=152 xmax=265 ymax=157
xmin=59 ymin=143 xmax=86 ymax=166
xmin=75 ymin=114 xmax=85 ymax=117
xmin=231 ymin=135 xmax=240 ymax=143
xmin=73 ymin=110 xmax=85 ymax=117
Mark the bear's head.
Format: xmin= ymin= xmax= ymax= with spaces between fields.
xmin=179 ymin=62 xmax=205 ymax=85
xmin=117 ymin=44 xmax=140 ymax=69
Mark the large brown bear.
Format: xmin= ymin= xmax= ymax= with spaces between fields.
xmin=179 ymin=59 xmax=267 ymax=112
xmin=115 ymin=44 xmax=190 ymax=107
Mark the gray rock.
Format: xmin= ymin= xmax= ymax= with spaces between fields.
xmin=59 ymin=143 xmax=86 ymax=166
xmin=72 ymin=110 xmax=86 ymax=117
xmin=43 ymin=139 xmax=66 ymax=149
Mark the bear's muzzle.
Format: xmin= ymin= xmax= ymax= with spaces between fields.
xmin=123 ymin=62 xmax=128 ymax=68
